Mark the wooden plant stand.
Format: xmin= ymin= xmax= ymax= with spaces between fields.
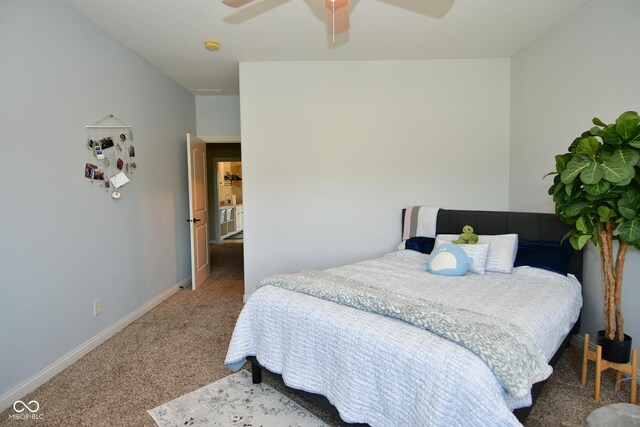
xmin=581 ymin=333 xmax=637 ymax=404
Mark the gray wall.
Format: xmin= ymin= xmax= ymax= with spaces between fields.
xmin=196 ymin=96 xmax=241 ymax=136
xmin=0 ymin=0 xmax=195 ymax=397
xmin=510 ymin=0 xmax=640 ymax=342
xmin=240 ymin=59 xmax=511 ymax=296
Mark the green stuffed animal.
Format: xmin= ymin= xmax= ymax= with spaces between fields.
xmin=452 ymin=225 xmax=479 ymax=244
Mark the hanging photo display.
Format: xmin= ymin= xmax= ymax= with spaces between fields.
xmin=84 ymin=114 xmax=137 ymax=200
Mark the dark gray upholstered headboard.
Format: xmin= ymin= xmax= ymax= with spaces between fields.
xmin=401 ymin=208 xmax=584 ymax=283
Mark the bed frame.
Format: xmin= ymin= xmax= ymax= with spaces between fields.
xmin=248 ymin=208 xmax=584 ymax=425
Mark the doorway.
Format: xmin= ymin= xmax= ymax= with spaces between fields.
xmin=204 ymin=141 xmax=243 ymax=290
xmin=186 ymin=135 xmax=243 ymax=291
xmin=216 ymin=161 xmax=243 ymax=243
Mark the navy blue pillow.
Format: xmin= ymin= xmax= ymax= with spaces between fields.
xmin=514 ymin=241 xmax=573 ymax=276
xmin=405 ymin=237 xmax=436 ymax=254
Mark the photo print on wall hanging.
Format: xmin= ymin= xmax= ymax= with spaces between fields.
xmin=85 ymin=114 xmax=137 ymax=200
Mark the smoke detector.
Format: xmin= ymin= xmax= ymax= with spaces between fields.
xmin=204 ymin=40 xmax=221 ymax=51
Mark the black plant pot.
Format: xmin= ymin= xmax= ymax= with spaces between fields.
xmin=597 ymin=330 xmax=632 ymax=363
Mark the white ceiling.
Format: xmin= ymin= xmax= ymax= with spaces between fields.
xmin=63 ymin=0 xmax=589 ymax=95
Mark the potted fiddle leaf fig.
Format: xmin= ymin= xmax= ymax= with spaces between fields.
xmin=547 ymin=111 xmax=640 ymax=363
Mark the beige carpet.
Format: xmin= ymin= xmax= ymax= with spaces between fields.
xmin=1 ymin=242 xmax=635 ymax=426
xmin=0 ymin=243 xmax=245 ymax=427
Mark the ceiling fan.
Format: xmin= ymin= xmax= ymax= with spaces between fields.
xmin=223 ymin=0 xmax=351 ymax=38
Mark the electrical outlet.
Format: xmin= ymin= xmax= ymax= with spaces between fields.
xmin=93 ymin=299 xmax=102 ymax=316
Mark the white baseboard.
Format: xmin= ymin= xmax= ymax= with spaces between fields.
xmin=571 ymin=333 xmax=640 ymax=384
xmin=179 ymin=277 xmax=193 ymax=289
xmin=0 ymin=277 xmax=189 ymax=412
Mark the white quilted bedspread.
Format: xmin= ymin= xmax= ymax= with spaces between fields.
xmin=225 ymin=250 xmax=582 ymax=427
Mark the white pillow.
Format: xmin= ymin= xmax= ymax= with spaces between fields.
xmin=436 ymin=233 xmax=518 ymax=274
xmin=434 ymin=237 xmax=490 ymax=274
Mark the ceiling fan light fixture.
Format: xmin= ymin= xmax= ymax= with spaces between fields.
xmin=204 ymin=40 xmax=221 ymax=51
xmin=222 ymin=0 xmax=351 ymax=42
xmin=325 ymin=0 xmax=350 ymax=40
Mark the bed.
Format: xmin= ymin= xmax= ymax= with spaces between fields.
xmin=225 ymin=208 xmax=584 ymax=426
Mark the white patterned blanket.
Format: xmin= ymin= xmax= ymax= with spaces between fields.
xmin=225 ymin=250 xmax=582 ymax=426
xmin=259 ymin=270 xmax=551 ymax=400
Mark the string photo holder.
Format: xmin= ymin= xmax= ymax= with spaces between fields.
xmin=85 ymin=114 xmax=137 ymax=200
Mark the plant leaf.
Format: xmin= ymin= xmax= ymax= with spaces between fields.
xmin=615 ymin=111 xmax=640 ymax=140
xmin=569 ymin=234 xmax=579 ymax=249
xmin=618 ymin=201 xmax=637 ymax=219
xmin=562 ymin=202 xmax=588 ymax=218
xmin=601 ymin=160 xmax=634 ymax=183
xmin=561 ymin=229 xmax=576 ymax=243
xmin=577 ymin=234 xmax=592 ymax=249
xmin=575 ymin=137 xmax=600 ymax=156
xmin=603 ymin=126 xmax=623 ymax=147
xmin=611 ymin=148 xmax=640 ymax=166
xmin=593 ymin=117 xmax=606 ymax=127
xmin=565 ymin=183 xmax=573 ymax=196
xmin=569 ymin=233 xmax=592 ymax=250
xmin=617 ymin=189 xmax=640 ymax=219
xmin=613 ymin=175 xmax=635 ymax=187
xmin=568 ymin=137 xmax=582 ymax=152
xmin=631 ymin=124 xmax=640 ymax=138
xmin=588 ymin=126 xmax=604 ymax=137
xmin=629 ymin=128 xmax=640 ymax=147
xmin=622 ymin=188 xmax=640 ymax=205
xmin=561 ymin=155 xmax=591 ymax=184
xmin=553 ymin=182 xmax=566 ymax=201
xmin=579 ymin=161 xmax=604 ymax=184
xmin=585 ymin=180 xmax=611 ymax=196
xmin=555 ymin=154 xmax=570 ymax=173
xmin=618 ymin=219 xmax=640 ymax=245
xmin=599 ymin=147 xmax=614 ymax=161
xmin=629 ymin=139 xmax=640 ymax=149
xmin=598 ymin=205 xmax=616 ymax=222
xmin=576 ymin=216 xmax=588 ymax=233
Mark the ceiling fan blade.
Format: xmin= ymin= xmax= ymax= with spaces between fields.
xmin=222 ymin=0 xmax=257 ymax=8
xmin=325 ymin=0 xmax=350 ymax=34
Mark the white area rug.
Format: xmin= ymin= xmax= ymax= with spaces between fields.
xmin=148 ymin=370 xmax=329 ymax=427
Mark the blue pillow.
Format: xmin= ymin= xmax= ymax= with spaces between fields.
xmin=514 ymin=240 xmax=573 ymax=276
xmin=405 ymin=237 xmax=436 ymax=254
xmin=424 ymin=243 xmax=470 ymax=276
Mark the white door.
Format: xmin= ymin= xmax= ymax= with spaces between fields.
xmin=187 ymin=133 xmax=210 ymax=290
